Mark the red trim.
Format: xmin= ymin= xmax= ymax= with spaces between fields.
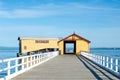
xmin=58 ymin=33 xmax=91 ymax=43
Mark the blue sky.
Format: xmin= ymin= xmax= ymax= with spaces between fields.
xmin=0 ymin=0 xmax=120 ymax=47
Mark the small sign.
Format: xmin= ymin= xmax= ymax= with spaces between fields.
xmin=35 ymin=40 xmax=49 ymax=43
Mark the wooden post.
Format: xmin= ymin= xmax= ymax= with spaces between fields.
xmin=110 ymin=58 xmax=113 ymax=70
xmin=103 ymin=56 xmax=105 ymax=66
xmin=115 ymin=59 xmax=118 ymax=72
xmin=106 ymin=57 xmax=109 ymax=68
xmin=7 ymin=60 xmax=10 ymax=76
xmin=15 ymin=59 xmax=18 ymax=73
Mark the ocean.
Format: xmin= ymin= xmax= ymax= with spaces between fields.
xmin=0 ymin=47 xmax=120 ymax=78
xmin=0 ymin=47 xmax=120 ymax=60
xmin=0 ymin=47 xmax=18 ymax=78
xmin=90 ymin=48 xmax=120 ymax=57
xmin=0 ymin=47 xmax=18 ymax=59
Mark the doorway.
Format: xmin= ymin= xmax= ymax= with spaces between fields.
xmin=64 ymin=41 xmax=76 ymax=54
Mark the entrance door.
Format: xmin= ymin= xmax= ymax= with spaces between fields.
xmin=64 ymin=41 xmax=76 ymax=54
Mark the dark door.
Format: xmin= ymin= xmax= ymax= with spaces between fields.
xmin=64 ymin=41 xmax=76 ymax=54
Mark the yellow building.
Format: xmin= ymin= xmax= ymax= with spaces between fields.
xmin=18 ymin=33 xmax=90 ymax=55
xmin=58 ymin=33 xmax=90 ymax=55
xmin=18 ymin=37 xmax=59 ymax=53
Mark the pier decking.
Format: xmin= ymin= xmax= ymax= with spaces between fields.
xmin=12 ymin=55 xmax=119 ymax=80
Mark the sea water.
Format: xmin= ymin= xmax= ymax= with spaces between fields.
xmin=91 ymin=48 xmax=120 ymax=57
xmin=0 ymin=47 xmax=18 ymax=78
xmin=0 ymin=47 xmax=18 ymax=59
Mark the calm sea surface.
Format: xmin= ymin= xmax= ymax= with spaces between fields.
xmin=0 ymin=47 xmax=18 ymax=59
xmin=0 ymin=47 xmax=120 ymax=60
xmin=90 ymin=48 xmax=120 ymax=57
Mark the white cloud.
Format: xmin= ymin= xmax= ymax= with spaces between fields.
xmin=0 ymin=3 xmax=120 ymax=18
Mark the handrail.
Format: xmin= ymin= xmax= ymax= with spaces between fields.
xmin=0 ymin=51 xmax=59 ymax=80
xmin=81 ymin=52 xmax=120 ymax=78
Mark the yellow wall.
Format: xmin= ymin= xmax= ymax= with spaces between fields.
xmin=76 ymin=40 xmax=89 ymax=55
xmin=65 ymin=36 xmax=79 ymax=40
xmin=20 ymin=39 xmax=59 ymax=53
xmin=58 ymin=35 xmax=90 ymax=55
xmin=19 ymin=34 xmax=90 ymax=55
xmin=58 ymin=41 xmax=64 ymax=55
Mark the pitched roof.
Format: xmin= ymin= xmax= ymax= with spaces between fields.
xmin=58 ymin=33 xmax=91 ymax=43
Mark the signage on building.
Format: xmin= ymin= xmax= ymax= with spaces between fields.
xmin=35 ymin=40 xmax=49 ymax=43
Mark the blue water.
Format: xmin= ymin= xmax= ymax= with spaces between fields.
xmin=90 ymin=48 xmax=120 ymax=57
xmin=1 ymin=47 xmax=119 ymax=60
xmin=0 ymin=47 xmax=18 ymax=78
xmin=0 ymin=47 xmax=18 ymax=59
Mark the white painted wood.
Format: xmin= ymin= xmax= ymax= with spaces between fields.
xmin=15 ymin=59 xmax=18 ymax=73
xmin=115 ymin=59 xmax=118 ymax=72
xmin=81 ymin=52 xmax=120 ymax=77
xmin=110 ymin=58 xmax=113 ymax=70
xmin=103 ymin=56 xmax=105 ymax=66
xmin=7 ymin=60 xmax=10 ymax=76
xmin=106 ymin=57 xmax=109 ymax=68
xmin=0 ymin=51 xmax=59 ymax=80
xmin=100 ymin=56 xmax=102 ymax=65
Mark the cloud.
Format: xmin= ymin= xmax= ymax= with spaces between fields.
xmin=0 ymin=3 xmax=120 ymax=18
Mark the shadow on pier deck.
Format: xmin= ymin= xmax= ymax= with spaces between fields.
xmin=12 ymin=55 xmax=119 ymax=80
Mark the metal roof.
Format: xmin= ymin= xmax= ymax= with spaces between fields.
xmin=58 ymin=33 xmax=91 ymax=43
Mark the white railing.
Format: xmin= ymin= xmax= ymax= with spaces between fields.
xmin=0 ymin=51 xmax=59 ymax=80
xmin=81 ymin=52 xmax=120 ymax=78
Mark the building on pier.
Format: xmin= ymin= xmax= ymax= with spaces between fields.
xmin=18 ymin=33 xmax=90 ymax=55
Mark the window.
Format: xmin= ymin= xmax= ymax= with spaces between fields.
xmin=24 ymin=46 xmax=27 ymax=50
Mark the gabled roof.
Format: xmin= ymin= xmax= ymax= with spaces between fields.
xmin=58 ymin=33 xmax=91 ymax=43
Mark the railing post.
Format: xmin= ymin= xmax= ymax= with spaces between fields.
xmin=26 ymin=57 xmax=28 ymax=68
xmin=37 ymin=54 xmax=39 ymax=63
xmin=103 ymin=56 xmax=105 ymax=66
xmin=98 ymin=56 xmax=100 ymax=64
xmin=40 ymin=54 xmax=42 ymax=62
xmin=43 ymin=53 xmax=45 ymax=60
xmin=100 ymin=56 xmax=102 ymax=65
xmin=38 ymin=54 xmax=40 ymax=63
xmin=41 ymin=53 xmax=43 ymax=61
xmin=22 ymin=58 xmax=24 ymax=70
xmin=7 ymin=60 xmax=10 ymax=76
xmin=106 ymin=57 xmax=109 ymax=68
xmin=30 ymin=56 xmax=32 ymax=66
xmin=115 ymin=59 xmax=118 ymax=72
xmin=110 ymin=58 xmax=113 ymax=70
xmin=34 ymin=55 xmax=35 ymax=65
xmin=15 ymin=59 xmax=18 ymax=73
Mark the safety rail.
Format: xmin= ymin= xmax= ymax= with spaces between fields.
xmin=0 ymin=51 xmax=59 ymax=80
xmin=81 ymin=52 xmax=120 ymax=78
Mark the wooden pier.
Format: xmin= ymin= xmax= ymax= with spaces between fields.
xmin=12 ymin=55 xmax=119 ymax=80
